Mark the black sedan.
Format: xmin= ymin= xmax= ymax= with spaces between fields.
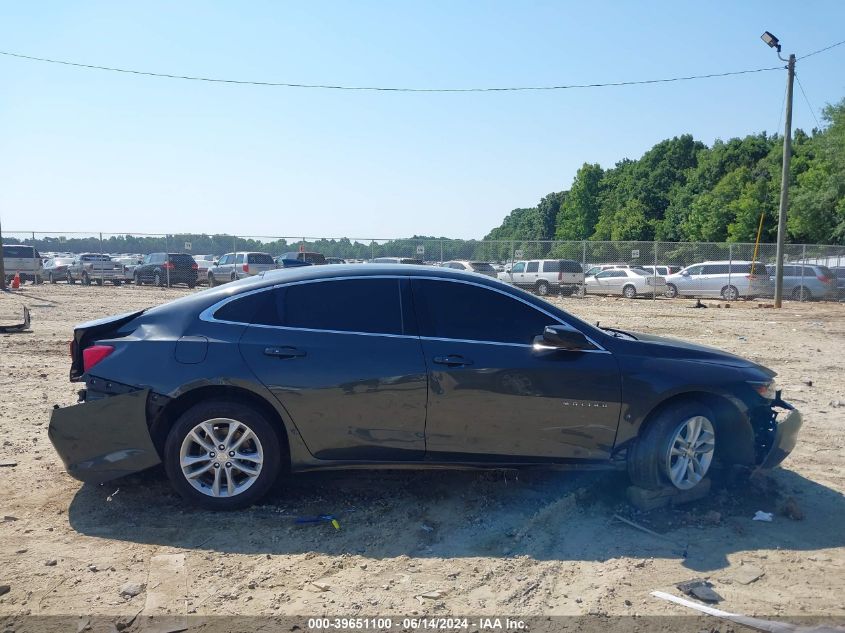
xmin=48 ymin=265 xmax=802 ymax=510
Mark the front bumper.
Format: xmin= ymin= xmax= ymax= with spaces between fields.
xmin=758 ymin=397 xmax=803 ymax=469
xmin=48 ymin=389 xmax=161 ymax=484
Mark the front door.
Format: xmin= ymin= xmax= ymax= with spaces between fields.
xmin=410 ymin=279 xmax=621 ymax=461
xmin=237 ymin=277 xmax=428 ymax=460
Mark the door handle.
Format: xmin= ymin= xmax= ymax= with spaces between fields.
xmin=264 ymin=346 xmax=306 ymax=359
xmin=433 ymin=355 xmax=473 ymax=367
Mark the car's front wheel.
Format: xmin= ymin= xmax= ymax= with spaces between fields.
xmin=622 ymin=284 xmax=637 ymax=299
xmin=164 ymin=400 xmax=282 ymax=510
xmin=665 ymin=283 xmax=678 ymax=298
xmin=208 ymin=272 xmax=216 ymax=287
xmin=535 ymin=280 xmax=550 ymax=296
xmin=627 ymin=400 xmax=716 ymax=491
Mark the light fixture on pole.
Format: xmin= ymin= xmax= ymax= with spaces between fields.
xmin=761 ymin=31 xmax=795 ymax=308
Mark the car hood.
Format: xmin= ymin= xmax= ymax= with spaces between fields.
xmin=619 ymin=331 xmax=776 ymax=376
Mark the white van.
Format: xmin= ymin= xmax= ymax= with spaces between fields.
xmin=2 ymin=244 xmax=44 ymax=284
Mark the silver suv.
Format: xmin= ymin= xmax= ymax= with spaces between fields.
xmin=497 ymin=259 xmax=584 ymax=296
xmin=665 ymin=261 xmax=773 ymax=300
xmin=441 ymin=261 xmax=497 ymax=277
xmin=2 ymin=244 xmax=43 ymax=284
xmin=207 ymin=252 xmax=276 ymax=286
xmin=779 ymin=264 xmax=838 ymax=301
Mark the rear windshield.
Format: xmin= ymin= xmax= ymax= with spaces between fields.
xmin=469 ymin=262 xmax=494 ymax=272
xmin=2 ymin=245 xmax=37 ymax=258
xmin=630 ymin=268 xmax=651 ymax=276
xmin=80 ymin=254 xmax=112 ymax=261
xmin=168 ymin=253 xmax=196 ymax=264
xmin=248 ymin=253 xmax=275 ymax=265
xmin=399 ymin=259 xmax=424 ymax=265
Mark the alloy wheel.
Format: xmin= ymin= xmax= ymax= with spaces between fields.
xmin=665 ymin=415 xmax=715 ymax=490
xmin=179 ymin=418 xmax=264 ymax=498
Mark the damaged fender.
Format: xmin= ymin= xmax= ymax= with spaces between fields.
xmin=48 ymin=389 xmax=161 ymax=484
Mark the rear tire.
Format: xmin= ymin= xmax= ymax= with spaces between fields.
xmin=154 ymin=272 xmax=164 ymax=287
xmin=721 ymin=285 xmax=739 ymax=301
xmin=628 ymin=400 xmax=716 ymax=491
xmin=95 ymin=278 xmax=103 ymax=286
xmin=113 ymin=279 xmax=122 ymax=286
xmin=134 ymin=272 xmax=143 ymax=286
xmin=623 ymin=284 xmax=637 ymax=299
xmin=230 ymin=272 xmax=237 ymax=282
xmin=791 ymin=286 xmax=811 ymax=301
xmin=81 ymin=272 xmax=91 ymax=286
xmin=665 ymin=283 xmax=678 ymax=298
xmin=67 ymin=272 xmax=75 ymax=285
xmin=208 ymin=273 xmax=216 ymax=287
xmin=48 ymin=273 xmax=56 ymax=284
xmin=163 ymin=400 xmax=282 ymax=510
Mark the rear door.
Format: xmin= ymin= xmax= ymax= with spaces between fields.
xmin=411 ymin=278 xmax=621 ymax=460
xmin=236 ymin=277 xmax=428 ymax=460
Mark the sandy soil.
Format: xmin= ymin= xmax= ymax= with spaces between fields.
xmin=1 ymin=283 xmax=843 ymax=626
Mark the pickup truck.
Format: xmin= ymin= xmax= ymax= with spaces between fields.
xmin=66 ymin=254 xmax=125 ymax=286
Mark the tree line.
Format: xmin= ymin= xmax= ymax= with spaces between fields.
xmin=486 ymin=98 xmax=845 ymax=246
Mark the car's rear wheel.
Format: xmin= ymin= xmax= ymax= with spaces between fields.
xmin=665 ymin=283 xmax=678 ymax=298
xmin=81 ymin=272 xmax=91 ymax=286
xmin=535 ymin=280 xmax=549 ymax=296
xmin=164 ymin=400 xmax=282 ymax=510
xmin=721 ymin=285 xmax=739 ymax=301
xmin=95 ymin=278 xmax=103 ymax=286
xmin=113 ymin=279 xmax=122 ymax=286
xmin=208 ymin=272 xmax=216 ymax=287
xmin=230 ymin=272 xmax=238 ymax=282
xmin=791 ymin=285 xmax=811 ymax=301
xmin=134 ymin=272 xmax=143 ymax=286
xmin=623 ymin=284 xmax=637 ymax=299
xmin=627 ymin=400 xmax=716 ymax=491
xmin=67 ymin=272 xmax=75 ymax=284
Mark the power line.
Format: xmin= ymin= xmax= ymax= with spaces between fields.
xmin=0 ymin=49 xmax=784 ymax=92
xmin=795 ymin=75 xmax=822 ymax=129
xmin=797 ymin=38 xmax=845 ymax=60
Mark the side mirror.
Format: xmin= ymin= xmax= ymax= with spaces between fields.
xmin=535 ymin=325 xmax=596 ymax=352
xmin=681 ymin=270 xmax=690 ymax=276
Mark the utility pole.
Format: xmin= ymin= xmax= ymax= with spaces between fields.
xmin=774 ymin=53 xmax=795 ymax=308
xmin=761 ymin=31 xmax=794 ymax=308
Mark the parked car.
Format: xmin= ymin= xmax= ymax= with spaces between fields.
xmin=497 ymin=259 xmax=584 ymax=296
xmin=113 ymin=256 xmax=144 ymax=282
xmin=2 ymin=244 xmax=44 ymax=284
xmin=67 ymin=254 xmax=125 ymax=286
xmin=584 ymin=263 xmax=631 ymax=277
xmin=777 ymin=264 xmax=838 ymax=301
xmin=664 ymin=261 xmax=772 ymax=300
xmin=42 ymin=257 xmax=76 ymax=283
xmin=133 ymin=253 xmax=198 ymax=288
xmin=584 ymin=268 xmax=668 ymax=298
xmin=325 ymin=257 xmax=346 ymax=265
xmin=440 ymin=261 xmax=497 ymax=278
xmin=48 ymin=264 xmax=801 ymax=510
xmin=192 ymin=255 xmax=217 ymax=284
xmin=207 ymin=252 xmax=276 ymax=286
xmin=640 ymin=265 xmax=682 ymax=277
xmin=832 ymin=266 xmax=845 ymax=299
xmin=275 ymin=256 xmax=313 ymax=269
xmin=370 ymin=257 xmax=425 ymax=265
xmin=281 ymin=251 xmax=327 ymax=265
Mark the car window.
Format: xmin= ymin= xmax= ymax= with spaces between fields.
xmin=412 ymin=280 xmax=552 ymax=345
xmin=834 ymin=269 xmax=845 ymax=279
xmin=685 ymin=265 xmax=703 ymax=275
xmin=595 ymin=270 xmax=615 ymax=279
xmin=169 ymin=254 xmax=195 ymax=265
xmin=470 ymin=262 xmax=494 ymax=272
xmin=2 ymin=245 xmax=35 ymax=258
xmin=526 ymin=262 xmax=539 ymax=273
xmin=247 ymin=253 xmax=275 ymax=265
xmin=511 ymin=262 xmax=525 ymax=273
xmin=235 ymin=254 xmax=245 ymax=264
xmin=585 ymin=266 xmax=601 ymax=276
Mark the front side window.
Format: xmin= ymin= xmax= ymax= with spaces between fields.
xmin=511 ymin=262 xmax=525 ymax=273
xmin=686 ymin=265 xmax=703 ymax=276
xmin=412 ymin=280 xmax=553 ymax=345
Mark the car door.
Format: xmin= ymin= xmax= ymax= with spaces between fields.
xmin=677 ymin=264 xmax=703 ymax=295
xmin=410 ymin=278 xmax=621 ymax=460
xmin=510 ymin=261 xmax=527 ymax=286
xmin=236 ymin=277 xmax=428 ymax=460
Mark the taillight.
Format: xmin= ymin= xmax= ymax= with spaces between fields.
xmin=817 ymin=275 xmax=832 ymax=282
xmin=163 ymin=262 xmax=175 ymax=270
xmin=242 ymin=264 xmax=249 ymax=273
xmin=83 ymin=345 xmax=114 ymax=372
xmin=191 ymin=263 xmax=198 ymax=270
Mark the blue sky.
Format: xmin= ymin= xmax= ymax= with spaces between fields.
xmin=1 ymin=1 xmax=844 ymax=240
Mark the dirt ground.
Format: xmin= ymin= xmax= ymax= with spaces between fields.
xmin=1 ymin=283 xmax=844 ymax=627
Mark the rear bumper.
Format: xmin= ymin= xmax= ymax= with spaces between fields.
xmin=48 ymin=389 xmax=161 ymax=484
xmin=759 ymin=398 xmax=803 ymax=469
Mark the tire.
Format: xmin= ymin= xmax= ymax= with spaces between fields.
xmin=67 ymin=272 xmax=75 ymax=285
xmin=113 ymin=279 xmax=122 ymax=286
xmin=208 ymin=273 xmax=216 ymax=288
xmin=134 ymin=272 xmax=143 ymax=286
xmin=623 ymin=284 xmax=637 ymax=299
xmin=163 ymin=399 xmax=282 ymax=510
xmin=187 ymin=279 xmax=196 ymax=289
xmin=95 ymin=278 xmax=103 ymax=286
xmin=230 ymin=272 xmax=238 ymax=282
xmin=627 ymin=400 xmax=716 ymax=491
xmin=48 ymin=273 xmax=56 ymax=284
xmin=665 ymin=283 xmax=678 ymax=298
xmin=721 ymin=285 xmax=739 ymax=301
xmin=81 ymin=272 xmax=91 ymax=286
xmin=154 ymin=272 xmax=164 ymax=287
xmin=791 ymin=286 xmax=811 ymax=301
xmin=535 ymin=280 xmax=550 ymax=296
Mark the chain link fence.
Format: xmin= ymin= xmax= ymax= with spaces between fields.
xmin=2 ymin=231 xmax=844 ymax=302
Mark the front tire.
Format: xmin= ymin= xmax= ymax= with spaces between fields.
xmin=81 ymin=272 xmax=91 ymax=286
xmin=623 ymin=284 xmax=637 ymax=299
xmin=164 ymin=400 xmax=282 ymax=510
xmin=48 ymin=273 xmax=56 ymax=284
xmin=208 ymin=273 xmax=216 ymax=288
xmin=627 ymin=400 xmax=716 ymax=491
xmin=665 ymin=283 xmax=678 ymax=298
xmin=154 ymin=272 xmax=164 ymax=287
xmin=67 ymin=272 xmax=76 ymax=284
xmin=791 ymin=286 xmax=811 ymax=301
xmin=535 ymin=280 xmax=550 ymax=296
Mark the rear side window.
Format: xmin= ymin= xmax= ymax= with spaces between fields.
xmin=412 ymin=280 xmax=552 ymax=345
xmin=235 ymin=254 xmax=245 ymax=264
xmin=214 ymin=290 xmax=275 ymax=323
xmin=541 ymin=260 xmax=561 ymax=272
xmin=470 ymin=262 xmax=494 ymax=272
xmin=526 ymin=262 xmax=539 ymax=273
xmin=283 ymin=279 xmax=402 ymax=334
xmin=247 ymin=253 xmax=275 ymax=265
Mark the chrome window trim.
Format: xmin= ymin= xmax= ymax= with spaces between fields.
xmin=198 ymin=274 xmax=608 ymax=353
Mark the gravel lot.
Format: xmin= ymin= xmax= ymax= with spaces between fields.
xmin=1 ymin=283 xmax=843 ymax=626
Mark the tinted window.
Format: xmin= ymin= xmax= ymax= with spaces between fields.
xmin=703 ymin=264 xmax=729 ymax=274
xmin=81 ymin=254 xmax=112 ymax=262
xmin=470 ymin=262 xmax=494 ymax=272
xmin=169 ymin=253 xmax=195 ymax=265
xmin=595 ymin=270 xmax=615 ymax=279
xmin=3 ymin=245 xmax=35 ymax=258
xmin=511 ymin=262 xmax=525 ymax=273
xmin=283 ymin=279 xmax=402 ymax=334
xmin=214 ymin=290 xmax=275 ymax=323
xmin=248 ymin=253 xmax=275 ymax=265
xmin=412 ymin=280 xmax=552 ymax=345
xmin=303 ymin=252 xmax=326 ymax=264
xmin=235 ymin=254 xmax=245 ymax=264
xmin=526 ymin=262 xmax=539 ymax=273
xmin=542 ymin=260 xmax=582 ymax=273
xmin=686 ymin=265 xmax=703 ymax=275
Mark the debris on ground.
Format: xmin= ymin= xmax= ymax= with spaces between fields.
xmin=0 ymin=585 xmax=10 ymax=597
xmin=752 ymin=510 xmax=774 ymax=522
xmin=780 ymin=497 xmax=805 ymax=521
xmin=728 ymin=564 xmax=765 ymax=585
xmin=675 ymin=578 xmax=723 ymax=603
xmin=0 ymin=462 xmax=17 ymax=468
xmin=119 ymin=582 xmax=145 ymax=598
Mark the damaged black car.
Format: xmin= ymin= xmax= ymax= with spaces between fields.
xmin=48 ymin=265 xmax=802 ymax=510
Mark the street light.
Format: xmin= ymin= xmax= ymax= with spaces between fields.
xmin=761 ymin=31 xmax=795 ymax=308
